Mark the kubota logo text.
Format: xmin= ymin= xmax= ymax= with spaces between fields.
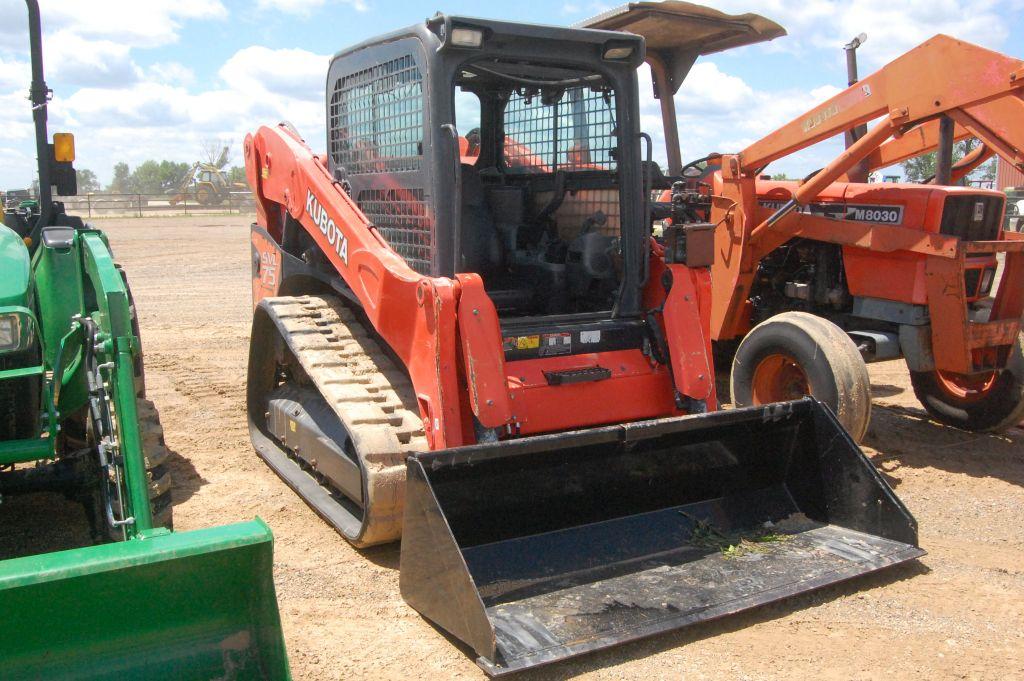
xmin=306 ymin=189 xmax=349 ymax=265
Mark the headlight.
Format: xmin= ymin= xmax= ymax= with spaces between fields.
xmin=0 ymin=314 xmax=20 ymax=351
xmin=0 ymin=313 xmax=32 ymax=353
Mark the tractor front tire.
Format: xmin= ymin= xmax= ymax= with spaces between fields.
xmin=910 ymin=330 xmax=1024 ymax=432
xmin=137 ymin=398 xmax=174 ymax=530
xmin=731 ymin=312 xmax=872 ymax=442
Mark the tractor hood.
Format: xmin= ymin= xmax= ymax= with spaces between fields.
xmin=0 ymin=224 xmax=30 ymax=307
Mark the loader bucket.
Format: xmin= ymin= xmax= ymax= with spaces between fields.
xmin=0 ymin=519 xmax=290 ymax=680
xmin=401 ymin=399 xmax=923 ymax=675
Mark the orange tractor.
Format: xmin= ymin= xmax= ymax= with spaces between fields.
xmin=588 ymin=3 xmax=1024 ymax=439
xmin=243 ymin=9 xmax=923 ymax=674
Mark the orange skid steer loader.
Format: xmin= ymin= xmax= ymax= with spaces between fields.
xmin=244 ymin=13 xmax=922 ymax=674
xmin=590 ymin=3 xmax=1024 ymax=440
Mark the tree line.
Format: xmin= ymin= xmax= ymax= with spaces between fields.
xmin=74 ymin=161 xmax=247 ymax=195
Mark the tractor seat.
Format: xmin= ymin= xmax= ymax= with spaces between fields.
xmin=460 ymin=164 xmax=502 ymax=276
xmin=459 ymin=165 xmax=535 ymax=313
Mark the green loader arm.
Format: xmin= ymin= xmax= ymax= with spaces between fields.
xmin=79 ymin=231 xmax=154 ymax=534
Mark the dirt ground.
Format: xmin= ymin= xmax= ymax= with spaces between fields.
xmin=12 ymin=214 xmax=1024 ymax=679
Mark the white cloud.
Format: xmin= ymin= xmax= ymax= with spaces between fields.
xmin=36 ymin=46 xmax=331 ymax=185
xmin=0 ymin=1 xmax=231 ymax=186
xmin=256 ymin=0 xmax=369 ymax=15
xmin=674 ymin=62 xmax=755 ymax=113
xmin=0 ymin=1 xmax=228 ymax=50
xmin=562 ymin=2 xmax=614 ymax=18
xmin=218 ymin=47 xmax=327 ymax=102
xmin=0 ymin=56 xmax=28 ymax=91
xmin=44 ymin=31 xmax=142 ymax=88
xmin=638 ymin=61 xmax=846 ymax=177
xmin=0 ymin=91 xmax=35 ymax=142
xmin=710 ymin=0 xmax=1011 ymax=68
xmin=148 ymin=62 xmax=196 ymax=87
xmin=60 ymin=83 xmax=192 ymax=130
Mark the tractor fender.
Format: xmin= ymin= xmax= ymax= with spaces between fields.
xmin=0 ymin=224 xmax=31 ymax=307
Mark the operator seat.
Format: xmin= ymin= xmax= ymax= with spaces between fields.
xmin=458 ymin=164 xmax=533 ymax=312
xmin=459 ymin=164 xmax=502 ymax=277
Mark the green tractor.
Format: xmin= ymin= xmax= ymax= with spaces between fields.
xmin=0 ymin=3 xmax=290 ymax=678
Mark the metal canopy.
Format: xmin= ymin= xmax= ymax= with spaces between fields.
xmin=579 ymin=2 xmax=786 ymax=173
xmin=580 ymin=2 xmax=786 ymax=93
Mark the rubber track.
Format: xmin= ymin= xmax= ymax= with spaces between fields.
xmin=266 ymin=295 xmax=427 ymax=546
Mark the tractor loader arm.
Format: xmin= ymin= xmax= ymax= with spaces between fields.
xmin=244 ymin=124 xmax=467 ymax=449
xmin=859 ymin=118 xmax=973 ymax=173
xmin=852 ymin=118 xmax=1003 ymax=185
xmin=736 ymin=35 xmax=1024 ymax=176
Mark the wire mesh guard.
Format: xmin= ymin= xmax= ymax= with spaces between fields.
xmin=329 ymin=55 xmax=424 ymax=176
xmin=503 ymin=86 xmax=617 ymax=173
xmin=357 ymin=188 xmax=433 ymax=275
xmin=543 ymin=189 xmax=621 ymax=238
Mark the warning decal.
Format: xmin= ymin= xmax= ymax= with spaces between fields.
xmin=539 ymin=332 xmax=572 ymax=357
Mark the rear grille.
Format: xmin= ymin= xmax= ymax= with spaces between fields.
xmin=0 ymin=351 xmax=39 ymax=441
xmin=939 ymin=195 xmax=1004 ymax=241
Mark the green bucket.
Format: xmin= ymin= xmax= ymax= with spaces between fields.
xmin=0 ymin=519 xmax=289 ymax=680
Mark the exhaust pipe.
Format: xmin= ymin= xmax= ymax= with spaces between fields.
xmin=400 ymin=399 xmax=923 ymax=675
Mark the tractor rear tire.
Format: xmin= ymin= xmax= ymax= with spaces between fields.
xmin=909 ymin=330 xmax=1024 ymax=432
xmin=731 ymin=312 xmax=872 ymax=442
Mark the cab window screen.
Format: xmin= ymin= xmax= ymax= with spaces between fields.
xmin=503 ymin=86 xmax=616 ymax=174
xmin=330 ymin=54 xmax=424 ymax=175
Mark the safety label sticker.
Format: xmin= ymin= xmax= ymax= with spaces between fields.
xmin=539 ymin=332 xmax=572 ymax=357
xmin=503 ymin=335 xmax=540 ymax=353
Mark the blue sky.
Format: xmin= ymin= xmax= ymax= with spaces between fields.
xmin=0 ymin=0 xmax=1021 ymax=188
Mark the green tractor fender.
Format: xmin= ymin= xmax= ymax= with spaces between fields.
xmin=0 ymin=224 xmax=31 ymax=308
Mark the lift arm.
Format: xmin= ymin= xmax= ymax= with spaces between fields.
xmin=717 ymin=34 xmax=1023 ymax=259
xmin=737 ymin=35 xmax=1024 ymax=179
xmin=851 ymin=118 xmax=1001 ymax=186
xmin=244 ymin=124 xmax=468 ymax=447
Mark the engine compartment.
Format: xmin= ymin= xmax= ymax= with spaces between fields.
xmin=751 ymin=239 xmax=852 ymax=323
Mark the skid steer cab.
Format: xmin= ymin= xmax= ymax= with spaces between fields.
xmin=245 ymin=8 xmax=923 ymax=675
